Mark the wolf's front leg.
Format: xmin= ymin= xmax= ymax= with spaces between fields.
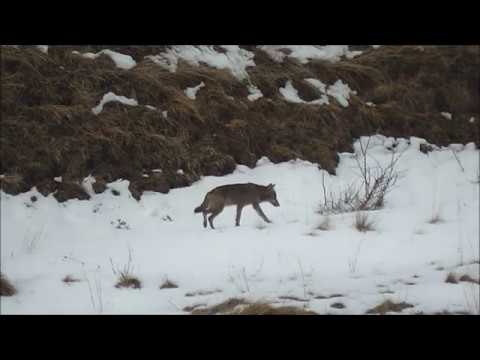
xmin=253 ymin=203 xmax=272 ymax=223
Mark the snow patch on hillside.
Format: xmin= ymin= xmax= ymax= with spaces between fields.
xmin=326 ymin=80 xmax=356 ymax=107
xmin=146 ymin=46 xmax=255 ymax=80
xmin=72 ymin=49 xmax=137 ymax=70
xmin=184 ymin=82 xmax=205 ymax=100
xmin=247 ymin=85 xmax=263 ymax=101
xmin=92 ymin=92 xmax=138 ymax=115
xmin=259 ymin=45 xmax=358 ymax=64
xmin=280 ymin=79 xmax=355 ymax=107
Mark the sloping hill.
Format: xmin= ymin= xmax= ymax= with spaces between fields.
xmin=1 ymin=45 xmax=478 ymax=201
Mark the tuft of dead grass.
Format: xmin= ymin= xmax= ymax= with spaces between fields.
xmin=445 ymin=273 xmax=459 ymax=284
xmin=366 ymin=300 xmax=414 ymax=314
xmin=0 ymin=273 xmax=17 ymax=296
xmin=159 ymin=279 xmax=179 ymax=289
xmin=115 ymin=275 xmax=142 ymax=289
xmin=428 ymin=212 xmax=444 ymax=224
xmin=354 ymin=212 xmax=375 ymax=232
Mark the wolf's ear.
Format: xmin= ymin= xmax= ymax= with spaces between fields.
xmin=267 ymin=183 xmax=275 ymax=189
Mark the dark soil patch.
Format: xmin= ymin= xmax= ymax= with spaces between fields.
xmin=310 ymin=293 xmax=344 ymax=300
xmin=278 ymin=295 xmax=309 ymax=302
xmin=62 ymin=275 xmax=81 ymax=284
xmin=330 ymin=302 xmax=346 ymax=309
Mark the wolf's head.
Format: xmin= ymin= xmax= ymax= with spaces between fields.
xmin=264 ymin=183 xmax=280 ymax=207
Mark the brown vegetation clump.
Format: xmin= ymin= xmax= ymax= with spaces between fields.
xmin=190 ymin=298 xmax=317 ymax=315
xmin=458 ymin=274 xmax=479 ymax=284
xmin=62 ymin=275 xmax=81 ymax=284
xmin=115 ymin=275 xmax=142 ymax=289
xmin=159 ymin=279 xmax=178 ymax=289
xmin=445 ymin=273 xmax=458 ymax=284
xmin=2 ymin=45 xmax=478 ymax=200
xmin=0 ymin=273 xmax=17 ymax=296
xmin=366 ymin=300 xmax=414 ymax=314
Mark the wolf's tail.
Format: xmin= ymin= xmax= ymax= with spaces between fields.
xmin=194 ymin=197 xmax=207 ymax=213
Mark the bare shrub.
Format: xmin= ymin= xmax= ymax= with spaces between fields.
xmin=0 ymin=273 xmax=16 ymax=296
xmin=318 ymin=137 xmax=404 ymax=215
xmin=354 ymin=212 xmax=375 ymax=232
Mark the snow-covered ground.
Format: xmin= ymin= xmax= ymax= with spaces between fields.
xmin=1 ymin=136 xmax=478 ymax=314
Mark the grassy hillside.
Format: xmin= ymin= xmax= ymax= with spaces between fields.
xmin=1 ymin=45 xmax=478 ymax=201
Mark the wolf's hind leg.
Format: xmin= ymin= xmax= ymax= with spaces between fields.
xmin=203 ymin=212 xmax=208 ymax=228
xmin=208 ymin=207 xmax=223 ymax=229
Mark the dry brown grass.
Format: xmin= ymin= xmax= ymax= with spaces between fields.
xmin=0 ymin=273 xmax=17 ymax=296
xmin=354 ymin=212 xmax=375 ymax=232
xmin=366 ymin=300 xmax=414 ymax=314
xmin=190 ymin=298 xmax=317 ymax=315
xmin=233 ymin=303 xmax=317 ymax=315
xmin=2 ymin=45 xmax=478 ymax=200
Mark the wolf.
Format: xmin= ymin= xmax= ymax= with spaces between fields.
xmin=194 ymin=183 xmax=280 ymax=229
